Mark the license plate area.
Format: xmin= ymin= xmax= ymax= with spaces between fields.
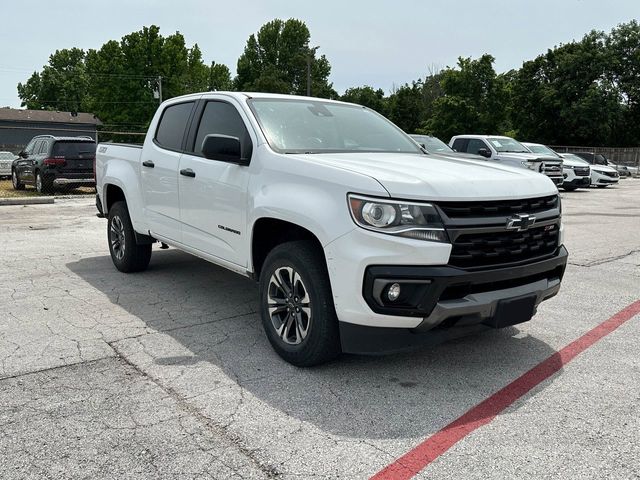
xmin=484 ymin=294 xmax=537 ymax=328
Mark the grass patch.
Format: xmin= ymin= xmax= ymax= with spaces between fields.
xmin=0 ymin=180 xmax=95 ymax=198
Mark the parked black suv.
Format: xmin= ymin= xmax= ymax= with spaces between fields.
xmin=12 ymin=135 xmax=96 ymax=193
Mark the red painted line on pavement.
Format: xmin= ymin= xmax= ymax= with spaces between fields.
xmin=371 ymin=300 xmax=640 ymax=480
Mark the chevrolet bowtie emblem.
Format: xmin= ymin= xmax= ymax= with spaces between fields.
xmin=506 ymin=213 xmax=536 ymax=231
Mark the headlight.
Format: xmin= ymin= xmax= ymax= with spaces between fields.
xmin=348 ymin=194 xmax=449 ymax=242
xmin=521 ymin=161 xmax=537 ymax=171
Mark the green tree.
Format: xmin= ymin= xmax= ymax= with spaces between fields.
xmin=19 ymin=25 xmax=233 ymax=134
xmin=511 ymin=31 xmax=623 ymax=145
xmin=17 ymin=48 xmax=88 ymax=113
xmin=606 ymin=20 xmax=640 ymax=144
xmin=235 ymin=18 xmax=336 ymax=98
xmin=209 ymin=62 xmax=232 ymax=91
xmin=340 ymin=86 xmax=387 ymax=114
xmin=427 ymin=54 xmax=510 ymax=140
xmin=387 ymin=82 xmax=425 ymax=132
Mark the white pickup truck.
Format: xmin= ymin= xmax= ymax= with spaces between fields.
xmin=450 ymin=135 xmax=564 ymax=186
xmin=96 ymin=92 xmax=568 ymax=366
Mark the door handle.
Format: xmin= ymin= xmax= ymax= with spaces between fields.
xmin=142 ymin=160 xmax=155 ymax=168
xmin=180 ymin=168 xmax=196 ymax=178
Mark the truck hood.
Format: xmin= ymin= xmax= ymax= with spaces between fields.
xmin=495 ymin=152 xmax=562 ymax=165
xmin=288 ymin=152 xmax=558 ymax=201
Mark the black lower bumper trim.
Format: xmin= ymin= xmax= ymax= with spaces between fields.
xmin=363 ymin=246 xmax=568 ymax=317
xmin=339 ymin=321 xmax=490 ymax=355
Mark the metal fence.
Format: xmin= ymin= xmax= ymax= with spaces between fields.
xmin=551 ymin=145 xmax=640 ymax=171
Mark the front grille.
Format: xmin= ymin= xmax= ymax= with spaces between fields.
xmin=601 ymin=170 xmax=618 ymax=178
xmin=438 ymin=195 xmax=558 ymax=219
xmin=542 ymin=165 xmax=562 ymax=175
xmin=574 ymin=167 xmax=590 ymax=176
xmin=449 ymin=224 xmax=560 ymax=268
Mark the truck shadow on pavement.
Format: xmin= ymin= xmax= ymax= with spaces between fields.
xmin=67 ymin=249 xmax=562 ymax=440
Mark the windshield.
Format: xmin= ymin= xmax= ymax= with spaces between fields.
xmin=410 ymin=135 xmax=454 ymax=153
xmin=487 ymin=137 xmax=529 ymax=153
xmin=525 ymin=144 xmax=561 ymax=157
xmin=248 ymin=99 xmax=422 ymax=154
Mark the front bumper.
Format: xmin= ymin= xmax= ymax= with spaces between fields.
xmin=562 ymin=176 xmax=590 ymax=188
xmin=547 ymin=175 xmax=564 ymax=186
xmin=340 ymin=246 xmax=568 ymax=354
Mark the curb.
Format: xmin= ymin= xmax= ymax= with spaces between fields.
xmin=0 ymin=196 xmax=55 ymax=206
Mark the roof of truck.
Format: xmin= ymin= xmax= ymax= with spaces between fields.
xmin=162 ymin=91 xmax=351 ymax=106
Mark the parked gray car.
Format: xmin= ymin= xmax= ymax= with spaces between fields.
xmin=0 ymin=151 xmax=17 ymax=178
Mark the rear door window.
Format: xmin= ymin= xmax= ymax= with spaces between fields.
xmin=52 ymin=142 xmax=97 ymax=158
xmin=155 ymin=102 xmax=195 ymax=151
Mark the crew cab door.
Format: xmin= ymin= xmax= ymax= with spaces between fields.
xmin=141 ymin=100 xmax=195 ymax=242
xmin=177 ymin=98 xmax=253 ymax=266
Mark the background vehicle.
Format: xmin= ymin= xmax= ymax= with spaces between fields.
xmin=572 ymin=152 xmax=620 ymax=187
xmin=450 ymin=135 xmax=564 ymax=186
xmin=410 ymin=134 xmax=484 ymax=160
xmin=523 ymin=143 xmax=590 ymax=191
xmin=0 ymin=151 xmax=17 ymax=178
xmin=11 ymin=135 xmax=96 ymax=193
xmin=574 ymin=152 xmax=629 ymax=177
xmin=96 ymin=92 xmax=567 ymax=367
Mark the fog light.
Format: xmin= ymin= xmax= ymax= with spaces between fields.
xmin=387 ymin=283 xmax=401 ymax=301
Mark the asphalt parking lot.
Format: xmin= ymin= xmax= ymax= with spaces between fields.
xmin=1 ymin=182 xmax=639 ymax=479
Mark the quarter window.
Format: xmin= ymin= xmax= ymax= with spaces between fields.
xmin=155 ymin=102 xmax=195 ymax=151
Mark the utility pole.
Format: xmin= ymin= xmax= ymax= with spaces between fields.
xmin=306 ymin=46 xmax=320 ymax=97
xmin=157 ymin=76 xmax=163 ymax=103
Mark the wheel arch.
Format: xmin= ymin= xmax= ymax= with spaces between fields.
xmin=251 ymin=217 xmax=325 ymax=279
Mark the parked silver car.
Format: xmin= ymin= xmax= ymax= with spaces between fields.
xmin=0 ymin=151 xmax=18 ymax=178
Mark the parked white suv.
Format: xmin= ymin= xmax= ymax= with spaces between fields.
xmin=450 ymin=135 xmax=564 ymax=187
xmin=96 ymin=92 xmax=568 ymax=366
xmin=562 ymin=153 xmax=619 ymax=188
xmin=522 ymin=143 xmax=590 ymax=191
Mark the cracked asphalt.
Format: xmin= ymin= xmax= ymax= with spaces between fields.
xmin=1 ymin=181 xmax=639 ymax=479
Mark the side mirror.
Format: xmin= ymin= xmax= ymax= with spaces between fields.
xmin=201 ymin=134 xmax=248 ymax=165
xmin=18 ymin=151 xmax=27 ymax=158
xmin=477 ymin=148 xmax=492 ymax=158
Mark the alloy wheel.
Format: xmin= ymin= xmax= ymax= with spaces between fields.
xmin=267 ymin=266 xmax=312 ymax=345
xmin=109 ymin=215 xmax=126 ymax=260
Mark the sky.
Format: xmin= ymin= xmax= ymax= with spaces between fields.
xmin=0 ymin=0 xmax=638 ymax=109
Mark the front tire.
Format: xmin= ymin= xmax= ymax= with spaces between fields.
xmin=12 ymin=170 xmax=24 ymax=190
xmin=107 ymin=201 xmax=152 ymax=273
xmin=562 ymin=185 xmax=577 ymax=192
xmin=596 ymin=185 xmax=609 ymax=188
xmin=259 ymin=240 xmax=341 ymax=367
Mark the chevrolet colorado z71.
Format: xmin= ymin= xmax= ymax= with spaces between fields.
xmin=96 ymin=92 xmax=567 ymax=366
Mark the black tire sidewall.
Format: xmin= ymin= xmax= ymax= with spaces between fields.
xmin=107 ymin=201 xmax=151 ymax=273
xmin=259 ymin=241 xmax=340 ymax=366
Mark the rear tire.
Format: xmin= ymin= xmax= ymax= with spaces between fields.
xmin=11 ymin=170 xmax=24 ymax=190
xmin=259 ymin=240 xmax=341 ymax=367
xmin=596 ymin=185 xmax=608 ymax=188
xmin=35 ymin=171 xmax=53 ymax=194
xmin=107 ymin=201 xmax=152 ymax=273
